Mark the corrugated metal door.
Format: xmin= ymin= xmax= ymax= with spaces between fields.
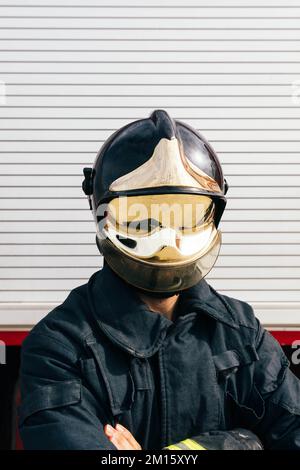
xmin=0 ymin=0 xmax=299 ymax=329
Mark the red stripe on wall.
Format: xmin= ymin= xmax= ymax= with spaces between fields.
xmin=269 ymin=330 xmax=300 ymax=346
xmin=0 ymin=331 xmax=29 ymax=346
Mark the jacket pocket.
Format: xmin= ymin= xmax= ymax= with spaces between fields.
xmin=226 ymin=383 xmax=265 ymax=428
xmin=213 ymin=346 xmax=264 ymax=428
xmin=18 ymin=379 xmax=81 ymax=426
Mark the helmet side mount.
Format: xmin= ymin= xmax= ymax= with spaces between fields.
xmin=224 ymin=178 xmax=229 ymax=195
xmin=82 ymin=167 xmax=94 ymax=210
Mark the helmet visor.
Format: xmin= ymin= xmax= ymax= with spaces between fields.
xmin=97 ymin=194 xmax=218 ymax=264
xmin=105 ymin=193 xmax=215 ymax=236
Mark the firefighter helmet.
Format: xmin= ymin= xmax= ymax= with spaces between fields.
xmin=82 ymin=109 xmax=228 ymax=293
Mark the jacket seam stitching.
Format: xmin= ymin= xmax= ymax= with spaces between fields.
xmin=26 ymin=332 xmax=78 ymax=360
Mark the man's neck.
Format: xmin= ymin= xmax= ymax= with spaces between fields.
xmin=138 ymin=292 xmax=180 ymax=322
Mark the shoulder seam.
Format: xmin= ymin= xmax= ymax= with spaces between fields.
xmin=24 ymin=331 xmax=78 ymax=360
xmin=212 ymin=287 xmax=257 ymax=331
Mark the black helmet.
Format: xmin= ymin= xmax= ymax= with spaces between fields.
xmin=82 ymin=109 xmax=228 ymax=293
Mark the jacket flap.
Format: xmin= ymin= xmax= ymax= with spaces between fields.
xmin=213 ymin=345 xmax=259 ymax=375
xmin=86 ymin=340 xmax=134 ymax=416
xmin=213 ymin=344 xmax=258 ymax=376
xmin=213 ymin=350 xmax=240 ymax=373
xmin=18 ymin=379 xmax=81 ymax=426
xmin=130 ymin=357 xmax=153 ymax=391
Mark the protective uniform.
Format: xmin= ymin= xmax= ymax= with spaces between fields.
xmin=18 ymin=264 xmax=300 ymax=449
xmin=18 ymin=110 xmax=300 ymax=450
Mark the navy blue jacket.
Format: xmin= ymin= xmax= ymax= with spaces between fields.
xmin=18 ymin=264 xmax=300 ymax=449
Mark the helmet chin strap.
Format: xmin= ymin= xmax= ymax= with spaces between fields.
xmin=133 ymin=286 xmax=180 ymax=299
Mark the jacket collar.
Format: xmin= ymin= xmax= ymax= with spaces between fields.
xmin=87 ymin=264 xmax=239 ymax=358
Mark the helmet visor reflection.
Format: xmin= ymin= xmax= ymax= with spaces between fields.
xmin=105 ymin=194 xmax=215 ymax=236
xmin=97 ymin=194 xmax=218 ymax=264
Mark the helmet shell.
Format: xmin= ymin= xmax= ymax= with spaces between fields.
xmin=84 ymin=109 xmax=228 ymax=228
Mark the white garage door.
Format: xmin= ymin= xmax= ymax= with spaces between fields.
xmin=0 ymin=0 xmax=299 ymax=329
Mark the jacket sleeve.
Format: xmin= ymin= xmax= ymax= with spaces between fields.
xmin=163 ymin=428 xmax=263 ymax=450
xmin=18 ymin=330 xmax=116 ymax=450
xmin=248 ymin=320 xmax=300 ymax=449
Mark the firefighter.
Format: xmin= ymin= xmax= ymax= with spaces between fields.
xmin=19 ymin=110 xmax=300 ymax=450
